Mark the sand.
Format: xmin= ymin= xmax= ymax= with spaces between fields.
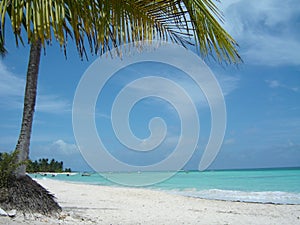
xmin=1 ymin=178 xmax=299 ymax=225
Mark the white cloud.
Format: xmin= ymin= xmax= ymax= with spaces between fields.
xmin=0 ymin=61 xmax=25 ymax=108
xmin=51 ymin=139 xmax=79 ymax=155
xmin=29 ymin=140 xmax=90 ymax=170
xmin=0 ymin=61 xmax=24 ymax=97
xmin=216 ymin=74 xmax=239 ymax=96
xmin=0 ymin=61 xmax=70 ymax=113
xmin=96 ymin=112 xmax=111 ymax=120
xmin=220 ymin=0 xmax=300 ymax=66
xmin=224 ymin=138 xmax=235 ymax=145
xmin=116 ymin=69 xmax=239 ymax=114
xmin=266 ymin=79 xmax=299 ymax=92
xmin=36 ymin=95 xmax=70 ymax=113
xmin=288 ymin=139 xmax=295 ymax=147
xmin=266 ymin=80 xmax=280 ymax=88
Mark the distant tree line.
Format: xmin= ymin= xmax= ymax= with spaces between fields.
xmin=26 ymin=158 xmax=72 ymax=173
xmin=0 ymin=153 xmax=71 ymax=173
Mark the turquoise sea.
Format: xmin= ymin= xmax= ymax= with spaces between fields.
xmin=32 ymin=168 xmax=300 ymax=205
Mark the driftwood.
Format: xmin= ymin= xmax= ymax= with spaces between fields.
xmin=0 ymin=175 xmax=61 ymax=215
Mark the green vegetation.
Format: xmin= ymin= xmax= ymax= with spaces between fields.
xmin=0 ymin=151 xmax=20 ymax=188
xmin=0 ymin=152 xmax=71 ymax=178
xmin=0 ymin=153 xmax=63 ymax=213
xmin=27 ymin=158 xmax=72 ymax=173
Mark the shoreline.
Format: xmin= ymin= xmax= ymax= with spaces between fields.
xmin=28 ymin=169 xmax=300 ymax=205
xmin=1 ymin=178 xmax=300 ymax=224
xmin=39 ymin=178 xmax=300 ymax=206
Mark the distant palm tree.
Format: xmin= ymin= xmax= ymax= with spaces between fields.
xmin=0 ymin=0 xmax=240 ymax=178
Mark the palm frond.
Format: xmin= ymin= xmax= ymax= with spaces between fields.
xmin=183 ymin=0 xmax=241 ymax=63
xmin=0 ymin=0 xmax=241 ymax=63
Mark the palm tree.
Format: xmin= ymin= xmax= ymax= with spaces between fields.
xmin=0 ymin=0 xmax=240 ymax=213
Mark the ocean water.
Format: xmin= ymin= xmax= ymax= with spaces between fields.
xmin=32 ymin=168 xmax=300 ymax=205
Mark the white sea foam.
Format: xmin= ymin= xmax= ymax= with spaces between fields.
xmin=170 ymin=189 xmax=300 ymax=204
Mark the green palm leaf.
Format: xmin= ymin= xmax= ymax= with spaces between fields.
xmin=0 ymin=0 xmax=241 ymax=63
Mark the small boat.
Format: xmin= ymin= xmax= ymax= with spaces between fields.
xmin=81 ymin=172 xmax=91 ymax=176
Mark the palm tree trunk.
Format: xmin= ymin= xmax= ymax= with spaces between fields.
xmin=15 ymin=39 xmax=41 ymax=178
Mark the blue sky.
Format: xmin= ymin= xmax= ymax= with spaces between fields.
xmin=0 ymin=0 xmax=299 ymax=171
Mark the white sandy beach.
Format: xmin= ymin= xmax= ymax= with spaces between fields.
xmin=1 ymin=178 xmax=300 ymax=225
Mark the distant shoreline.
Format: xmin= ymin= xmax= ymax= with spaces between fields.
xmin=29 ymin=172 xmax=78 ymax=176
xmin=29 ymin=166 xmax=300 ymax=174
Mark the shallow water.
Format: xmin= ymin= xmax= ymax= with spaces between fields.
xmin=31 ymin=168 xmax=300 ymax=204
